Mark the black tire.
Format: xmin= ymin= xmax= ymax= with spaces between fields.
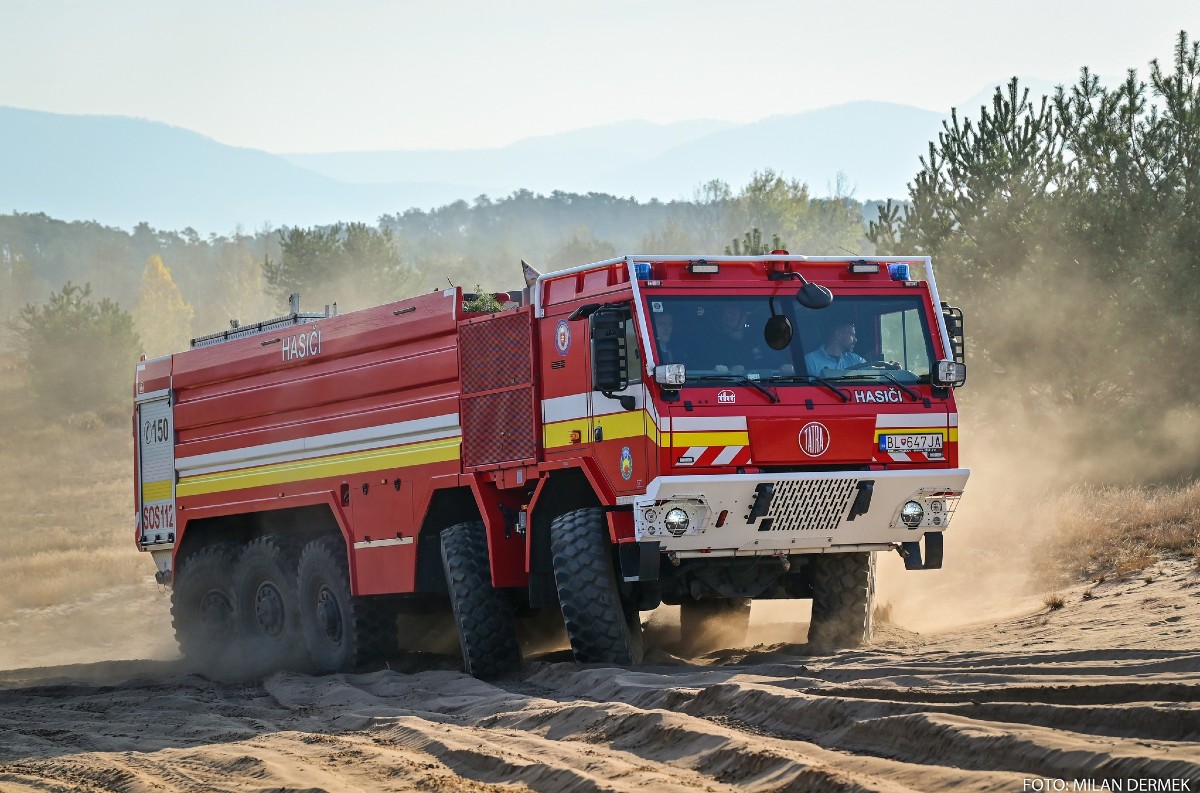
xmin=679 ymin=598 xmax=751 ymax=655
xmin=440 ymin=521 xmax=522 ymax=678
xmin=172 ymin=542 xmax=241 ymax=670
xmin=550 ymin=507 xmax=644 ymax=665
xmin=232 ymin=535 xmax=307 ymax=674
xmin=296 ymin=535 xmax=397 ymax=673
xmin=808 ymin=552 xmax=876 ymax=648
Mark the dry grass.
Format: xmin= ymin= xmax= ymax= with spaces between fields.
xmin=0 ymin=358 xmax=145 ymax=620
xmin=1042 ymin=483 xmax=1200 ymax=582
xmin=1043 ymin=592 xmax=1066 ymax=611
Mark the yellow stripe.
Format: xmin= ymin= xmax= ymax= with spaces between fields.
xmin=671 ymin=430 xmax=750 ymax=447
xmin=177 ymin=437 xmax=461 ymax=498
xmin=594 ymin=410 xmax=647 ymax=441
xmin=141 ymin=480 xmax=172 ymax=502
xmin=543 ymin=410 xmax=663 ymax=451
xmin=874 ymin=427 xmax=957 ymax=442
xmin=543 ymin=419 xmax=589 ymax=449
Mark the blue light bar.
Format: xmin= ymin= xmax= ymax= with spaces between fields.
xmin=887 ymin=263 xmax=911 ymax=281
xmin=633 ymin=262 xmax=652 ymax=280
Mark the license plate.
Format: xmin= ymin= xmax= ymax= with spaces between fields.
xmin=880 ymin=433 xmax=944 ymax=452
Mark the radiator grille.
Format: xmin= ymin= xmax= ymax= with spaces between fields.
xmin=763 ymin=478 xmax=860 ymax=532
xmin=460 ymin=312 xmax=531 ymax=394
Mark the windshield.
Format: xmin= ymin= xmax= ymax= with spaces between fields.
xmin=646 ymin=294 xmax=937 ymax=384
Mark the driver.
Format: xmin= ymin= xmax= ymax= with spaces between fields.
xmin=805 ymin=322 xmax=866 ymax=375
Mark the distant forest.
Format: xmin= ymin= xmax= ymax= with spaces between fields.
xmin=0 ymin=172 xmax=876 ymax=350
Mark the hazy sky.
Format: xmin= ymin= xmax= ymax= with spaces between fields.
xmin=2 ymin=0 xmax=1196 ymax=152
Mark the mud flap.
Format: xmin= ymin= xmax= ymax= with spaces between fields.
xmin=619 ymin=540 xmax=661 ymax=582
xmin=900 ymin=532 xmax=943 ymax=571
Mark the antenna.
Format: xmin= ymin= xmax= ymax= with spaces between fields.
xmin=837 ymin=245 xmax=861 ymax=257
xmin=446 ymin=276 xmax=456 ymax=288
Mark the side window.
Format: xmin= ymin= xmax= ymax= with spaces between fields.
xmin=879 ymin=308 xmax=931 ymax=376
xmin=624 ymin=319 xmax=642 ymax=385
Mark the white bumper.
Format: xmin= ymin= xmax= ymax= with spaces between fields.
xmin=632 ymin=469 xmax=969 ymax=557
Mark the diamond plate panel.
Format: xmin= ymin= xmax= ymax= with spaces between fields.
xmin=460 ymin=312 xmax=531 ymax=395
xmin=462 ymin=388 xmax=536 ymax=467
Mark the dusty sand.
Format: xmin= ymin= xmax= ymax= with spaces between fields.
xmin=1 ymin=558 xmax=1197 ymax=792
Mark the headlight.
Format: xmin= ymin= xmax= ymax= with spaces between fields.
xmin=900 ymin=500 xmax=924 ymax=528
xmin=664 ymin=508 xmax=690 ymax=536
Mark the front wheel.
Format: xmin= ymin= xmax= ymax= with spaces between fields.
xmin=808 ymin=552 xmax=876 ymax=648
xmin=550 ymin=507 xmax=644 ymax=665
xmin=440 ymin=521 xmax=522 ymax=678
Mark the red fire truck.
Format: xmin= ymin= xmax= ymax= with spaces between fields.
xmin=134 ymin=253 xmax=968 ymax=677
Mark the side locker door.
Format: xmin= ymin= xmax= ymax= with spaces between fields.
xmin=136 ymin=394 xmax=177 ymax=551
xmin=540 ymin=310 xmax=593 ymax=463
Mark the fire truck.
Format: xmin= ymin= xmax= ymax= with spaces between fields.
xmin=134 ymin=253 xmax=968 ymax=678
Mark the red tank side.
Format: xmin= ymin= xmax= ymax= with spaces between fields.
xmin=170 ymin=289 xmax=463 ymax=595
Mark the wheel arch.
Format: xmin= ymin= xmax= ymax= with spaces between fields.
xmin=526 ymin=467 xmax=603 ymax=608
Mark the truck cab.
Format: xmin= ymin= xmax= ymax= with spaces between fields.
xmin=533 ymin=254 xmax=968 ymax=655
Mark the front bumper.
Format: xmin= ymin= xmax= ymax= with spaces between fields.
xmin=632 ymin=468 xmax=969 ymax=557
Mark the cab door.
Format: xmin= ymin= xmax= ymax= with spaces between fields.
xmin=540 ymin=308 xmax=593 ymax=465
xmin=588 ymin=310 xmax=652 ymax=495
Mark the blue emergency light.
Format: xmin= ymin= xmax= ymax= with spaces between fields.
xmin=888 ymin=263 xmax=911 ymax=281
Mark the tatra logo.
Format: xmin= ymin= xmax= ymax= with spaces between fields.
xmin=620 ymin=446 xmax=633 ymax=480
xmin=282 ymin=328 xmax=321 ymax=362
xmin=853 ymin=388 xmax=904 ymax=404
xmin=717 ymin=389 xmax=736 ymax=404
xmin=799 ymin=421 xmax=830 ymax=457
xmin=555 ymin=320 xmax=571 ymax=355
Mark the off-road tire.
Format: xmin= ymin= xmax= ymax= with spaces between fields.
xmin=679 ymin=598 xmax=751 ymax=655
xmin=297 ymin=536 xmax=397 ymax=673
xmin=808 ymin=552 xmax=876 ymax=648
xmin=231 ymin=535 xmax=307 ymax=675
xmin=172 ymin=542 xmax=241 ymax=671
xmin=440 ymin=521 xmax=522 ymax=678
xmin=550 ymin=507 xmax=644 ymax=665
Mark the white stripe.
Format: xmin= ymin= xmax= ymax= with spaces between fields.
xmin=541 ymin=393 xmax=589 ymax=423
xmin=712 ymin=446 xmax=742 ymax=466
xmin=176 ymin=413 xmax=461 ymax=476
xmin=677 ymin=446 xmax=707 ymax=466
xmin=949 ymin=413 xmax=959 ymax=427
xmin=671 ymin=416 xmax=747 ymax=431
xmin=591 ymin=384 xmax=643 ymax=416
xmin=353 ymin=537 xmax=414 ymax=549
xmin=875 ymin=413 xmax=949 ymax=429
xmin=889 ymin=452 xmax=912 ymax=462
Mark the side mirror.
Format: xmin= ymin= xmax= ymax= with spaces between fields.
xmin=796 ymin=282 xmax=834 ymax=309
xmin=590 ymin=306 xmax=630 ymax=394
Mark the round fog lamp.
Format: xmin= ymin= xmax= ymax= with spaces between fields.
xmin=664 ymin=508 xmax=690 ymax=536
xmin=900 ymin=501 xmax=925 ymax=528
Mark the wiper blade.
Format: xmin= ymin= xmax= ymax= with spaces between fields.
xmin=879 ymin=371 xmax=921 ymax=402
xmin=763 ymin=374 xmax=850 ymax=403
xmin=692 ymin=374 xmax=780 ymax=404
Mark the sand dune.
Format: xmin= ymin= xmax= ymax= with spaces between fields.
xmin=1 ymin=558 xmax=1196 ymax=792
